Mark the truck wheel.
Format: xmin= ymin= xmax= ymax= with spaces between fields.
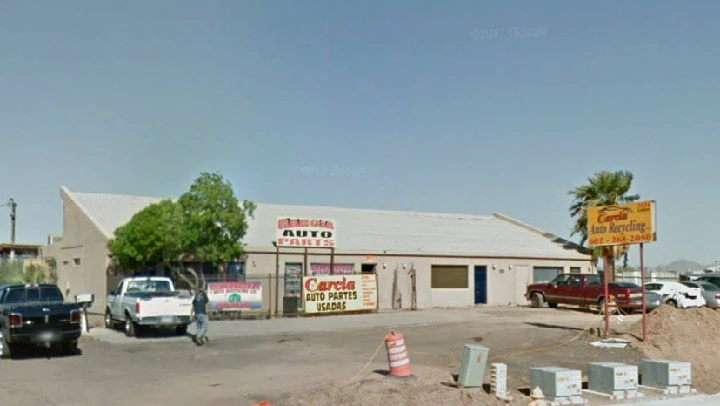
xmin=667 ymin=299 xmax=678 ymax=308
xmin=597 ymin=298 xmax=614 ymax=314
xmin=530 ymin=293 xmax=545 ymax=308
xmin=62 ymin=341 xmax=79 ymax=356
xmin=124 ymin=314 xmax=137 ymax=337
xmin=176 ymin=324 xmax=188 ymax=336
xmin=0 ymin=330 xmax=14 ymax=359
xmin=104 ymin=309 xmax=114 ymax=329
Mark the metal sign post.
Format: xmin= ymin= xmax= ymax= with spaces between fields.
xmin=81 ymin=303 xmax=89 ymax=333
xmin=640 ymin=243 xmax=647 ymax=342
xmin=603 ymin=256 xmax=610 ymax=336
xmin=274 ymin=242 xmax=279 ymax=318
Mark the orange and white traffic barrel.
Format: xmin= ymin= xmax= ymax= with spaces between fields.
xmin=385 ymin=331 xmax=413 ymax=377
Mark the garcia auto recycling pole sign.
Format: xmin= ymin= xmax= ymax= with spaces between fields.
xmin=586 ymin=201 xmax=657 ymax=247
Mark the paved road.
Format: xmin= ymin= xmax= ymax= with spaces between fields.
xmin=89 ymin=305 xmax=635 ymax=344
xmin=0 ymin=306 xmax=677 ymax=406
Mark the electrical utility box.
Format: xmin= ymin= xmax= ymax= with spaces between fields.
xmin=588 ymin=362 xmax=638 ymax=395
xmin=529 ymin=367 xmax=583 ymax=400
xmin=490 ymin=363 xmax=510 ymax=400
xmin=457 ymin=344 xmax=489 ymax=388
xmin=641 ymin=360 xmax=692 ymax=389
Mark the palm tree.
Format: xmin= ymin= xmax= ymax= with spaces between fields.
xmin=568 ymin=170 xmax=640 ymax=281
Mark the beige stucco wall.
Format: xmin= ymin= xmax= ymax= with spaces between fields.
xmin=54 ymin=196 xmax=111 ymax=317
xmin=43 ymin=196 xmax=593 ymax=318
xmin=243 ymin=249 xmax=593 ymax=312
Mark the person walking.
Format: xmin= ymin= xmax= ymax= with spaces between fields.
xmin=191 ymin=286 xmax=210 ymax=346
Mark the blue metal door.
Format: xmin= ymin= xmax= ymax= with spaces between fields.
xmin=474 ymin=266 xmax=487 ymax=304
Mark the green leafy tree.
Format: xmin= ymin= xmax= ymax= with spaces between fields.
xmin=0 ymin=260 xmax=24 ymax=284
xmin=178 ymin=172 xmax=256 ymax=265
xmin=109 ymin=199 xmax=182 ymax=270
xmin=45 ymin=259 xmax=58 ymax=284
xmin=24 ymin=263 xmax=47 ymax=284
xmin=108 ymin=172 xmax=256 ymax=290
xmin=568 ymin=170 xmax=640 ymax=282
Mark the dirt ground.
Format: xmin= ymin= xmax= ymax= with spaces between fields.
xmin=0 ymin=306 xmax=672 ymax=406
xmin=288 ymin=319 xmax=646 ymax=406
xmin=624 ymin=304 xmax=720 ymax=395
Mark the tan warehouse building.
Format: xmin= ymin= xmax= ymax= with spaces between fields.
xmin=41 ymin=186 xmax=594 ymax=317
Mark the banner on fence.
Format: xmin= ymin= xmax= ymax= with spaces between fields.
xmin=207 ymin=281 xmax=262 ymax=310
xmin=303 ymin=274 xmax=377 ymax=314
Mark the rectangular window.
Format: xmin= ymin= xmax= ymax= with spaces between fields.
xmin=284 ymin=263 xmax=303 ymax=297
xmin=62 ymin=261 xmax=69 ymax=266
xmin=570 ymin=275 xmax=583 ymax=288
xmin=533 ymin=267 xmax=563 ymax=283
xmin=431 ymin=265 xmax=468 ymax=289
xmin=227 ymin=261 xmax=244 ymax=277
xmin=74 ymin=258 xmax=81 ymax=266
xmin=586 ymin=274 xmax=601 ymax=286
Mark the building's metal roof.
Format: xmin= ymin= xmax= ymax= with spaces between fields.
xmin=0 ymin=243 xmax=42 ymax=250
xmin=60 ymin=186 xmax=590 ymax=260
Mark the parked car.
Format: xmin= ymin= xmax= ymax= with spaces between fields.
xmin=681 ymin=281 xmax=720 ymax=308
xmin=105 ymin=276 xmax=193 ymax=337
xmin=695 ymin=274 xmax=720 ymax=289
xmin=525 ymin=274 xmax=644 ymax=313
xmin=605 ymin=281 xmax=663 ymax=313
xmin=644 ymin=281 xmax=706 ymax=308
xmin=644 ymin=290 xmax=663 ymax=312
xmin=0 ymin=283 xmax=83 ymax=359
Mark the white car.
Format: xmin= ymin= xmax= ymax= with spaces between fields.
xmin=644 ymin=281 xmax=706 ymax=308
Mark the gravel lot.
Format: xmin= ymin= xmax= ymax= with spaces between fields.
xmin=0 ymin=306 xmax=706 ymax=406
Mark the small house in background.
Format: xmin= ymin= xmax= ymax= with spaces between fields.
xmin=0 ymin=242 xmax=41 ymax=262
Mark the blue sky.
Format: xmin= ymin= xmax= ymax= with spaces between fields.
xmin=1 ymin=1 xmax=718 ymax=266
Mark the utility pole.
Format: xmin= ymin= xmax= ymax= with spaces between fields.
xmin=2 ymin=198 xmax=17 ymax=261
xmin=10 ymin=198 xmax=17 ymax=244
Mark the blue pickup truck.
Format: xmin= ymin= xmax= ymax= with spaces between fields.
xmin=0 ymin=283 xmax=83 ymax=358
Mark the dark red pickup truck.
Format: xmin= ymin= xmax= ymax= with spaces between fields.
xmin=525 ymin=274 xmax=644 ymax=313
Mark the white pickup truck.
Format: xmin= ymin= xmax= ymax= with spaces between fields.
xmin=105 ymin=276 xmax=193 ymax=337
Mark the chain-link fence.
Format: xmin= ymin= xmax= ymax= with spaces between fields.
xmin=615 ymin=270 xmax=680 ymax=286
xmin=171 ymin=272 xmax=303 ymax=320
xmin=105 ymin=266 xmax=378 ymax=320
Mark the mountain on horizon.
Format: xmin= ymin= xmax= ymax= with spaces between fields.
xmin=658 ymin=259 xmax=707 ymax=272
xmin=627 ymin=259 xmax=711 ymax=272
